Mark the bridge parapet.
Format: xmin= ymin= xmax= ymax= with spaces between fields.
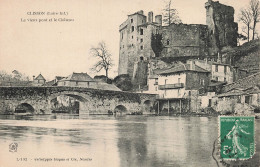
xmin=0 ymin=86 xmax=157 ymax=115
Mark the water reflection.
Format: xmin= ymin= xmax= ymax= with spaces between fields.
xmin=0 ymin=115 xmax=259 ymax=167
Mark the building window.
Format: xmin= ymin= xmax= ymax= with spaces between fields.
xmin=178 ymin=89 xmax=180 ymax=96
xmin=216 ymin=77 xmax=218 ymax=81
xmin=123 ymin=45 xmax=124 ymax=48
xmin=155 ymin=78 xmax=158 ymax=85
xmin=140 ymin=38 xmax=143 ymax=43
xmin=132 ymin=26 xmax=134 ymax=32
xmin=178 ymin=78 xmax=180 ymax=83
xmin=202 ymin=79 xmax=205 ymax=85
xmin=167 ymin=39 xmax=170 ymax=45
xmin=208 ymin=99 xmax=212 ymax=107
xmin=131 ymin=18 xmax=133 ymax=23
xmin=140 ymin=29 xmax=143 ymax=35
xmin=224 ymin=77 xmax=226 ymax=82
xmin=245 ymin=95 xmax=251 ymax=104
xmin=132 ymin=36 xmax=133 ymax=39
xmin=140 ymin=45 xmax=143 ymax=50
xmin=121 ymin=32 xmax=123 ymax=39
xmin=224 ymin=65 xmax=227 ymax=74
xmin=76 ymin=81 xmax=78 ymax=86
xmin=215 ymin=65 xmax=218 ymax=72
xmin=64 ymin=82 xmax=66 ymax=86
xmin=142 ymin=20 xmax=144 ymax=23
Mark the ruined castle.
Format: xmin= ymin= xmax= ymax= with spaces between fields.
xmin=118 ymin=0 xmax=238 ymax=88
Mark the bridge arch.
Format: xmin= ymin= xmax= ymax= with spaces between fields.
xmin=114 ymin=105 xmax=127 ymax=115
xmin=48 ymin=91 xmax=90 ymax=114
xmin=143 ymin=100 xmax=153 ymax=112
xmin=15 ymin=103 xmax=35 ymax=114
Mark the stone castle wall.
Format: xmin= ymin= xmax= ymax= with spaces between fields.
xmin=118 ymin=0 xmax=238 ymax=83
xmin=160 ymin=24 xmax=209 ymax=58
xmin=205 ymin=0 xmax=238 ymax=53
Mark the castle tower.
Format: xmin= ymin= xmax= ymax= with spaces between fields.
xmin=205 ymin=0 xmax=238 ymax=55
xmin=118 ymin=11 xmax=160 ymax=80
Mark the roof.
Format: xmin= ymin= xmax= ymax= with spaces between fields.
xmin=148 ymin=75 xmax=158 ymax=79
xmin=243 ymin=86 xmax=260 ymax=94
xmin=211 ymin=62 xmax=231 ymax=66
xmin=128 ymin=12 xmax=146 ymax=17
xmin=34 ymin=74 xmax=46 ymax=81
xmin=216 ymin=89 xmax=248 ymax=97
xmin=44 ymin=80 xmax=55 ymax=86
xmin=223 ymin=72 xmax=260 ymax=93
xmin=60 ymin=72 xmax=94 ymax=82
xmin=217 ymin=86 xmax=260 ymax=97
xmin=208 ymin=81 xmax=226 ymax=87
xmin=158 ymin=63 xmax=210 ymax=75
xmin=55 ymin=76 xmax=65 ymax=81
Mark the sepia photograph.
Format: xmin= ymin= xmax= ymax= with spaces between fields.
xmin=0 ymin=0 xmax=259 ymax=166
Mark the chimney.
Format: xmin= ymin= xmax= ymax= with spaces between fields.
xmin=155 ymin=15 xmax=162 ymax=26
xmin=188 ymin=60 xmax=195 ymax=70
xmin=33 ymin=75 xmax=35 ymax=80
xmin=148 ymin=11 xmax=153 ymax=23
xmin=137 ymin=10 xmax=144 ymax=15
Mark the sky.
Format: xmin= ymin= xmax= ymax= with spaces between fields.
xmin=0 ymin=0 xmax=253 ymax=81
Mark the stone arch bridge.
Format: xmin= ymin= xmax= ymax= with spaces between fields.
xmin=0 ymin=87 xmax=156 ymax=115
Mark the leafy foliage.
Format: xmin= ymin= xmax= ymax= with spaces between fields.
xmin=94 ymin=75 xmax=112 ymax=84
xmin=113 ymin=74 xmax=133 ymax=91
xmin=151 ymin=33 xmax=163 ymax=57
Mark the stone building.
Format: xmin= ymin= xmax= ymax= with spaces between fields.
xmin=118 ymin=10 xmax=161 ymax=78
xmin=150 ymin=62 xmax=211 ymax=113
xmin=57 ymin=72 xmax=121 ymax=91
xmin=57 ymin=72 xmax=95 ymax=87
xmin=160 ymin=24 xmax=209 ymax=59
xmin=156 ymin=62 xmax=210 ymax=99
xmin=205 ymin=0 xmax=238 ymax=53
xmin=118 ymin=0 xmax=238 ymax=88
xmin=33 ymin=74 xmax=46 ymax=86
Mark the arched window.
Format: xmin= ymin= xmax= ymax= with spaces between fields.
xmin=167 ymin=39 xmax=170 ymax=45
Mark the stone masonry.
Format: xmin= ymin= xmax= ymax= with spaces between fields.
xmin=0 ymin=87 xmax=156 ymax=115
xmin=118 ymin=0 xmax=238 ymax=86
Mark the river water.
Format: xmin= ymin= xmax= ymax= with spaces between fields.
xmin=0 ymin=115 xmax=259 ymax=167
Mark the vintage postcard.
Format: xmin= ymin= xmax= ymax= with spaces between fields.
xmin=0 ymin=0 xmax=259 ymax=167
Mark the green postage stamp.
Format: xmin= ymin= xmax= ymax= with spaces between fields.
xmin=219 ymin=116 xmax=255 ymax=160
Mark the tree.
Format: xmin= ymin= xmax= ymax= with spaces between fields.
xmin=94 ymin=75 xmax=112 ymax=84
xmin=90 ymin=42 xmax=113 ymax=80
xmin=239 ymin=7 xmax=252 ymax=42
xmin=250 ymin=0 xmax=260 ymax=40
xmin=113 ymin=74 xmax=133 ymax=91
xmin=162 ymin=0 xmax=181 ymax=26
xmin=151 ymin=33 xmax=163 ymax=57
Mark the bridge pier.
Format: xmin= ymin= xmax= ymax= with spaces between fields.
xmin=0 ymin=87 xmax=157 ymax=115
